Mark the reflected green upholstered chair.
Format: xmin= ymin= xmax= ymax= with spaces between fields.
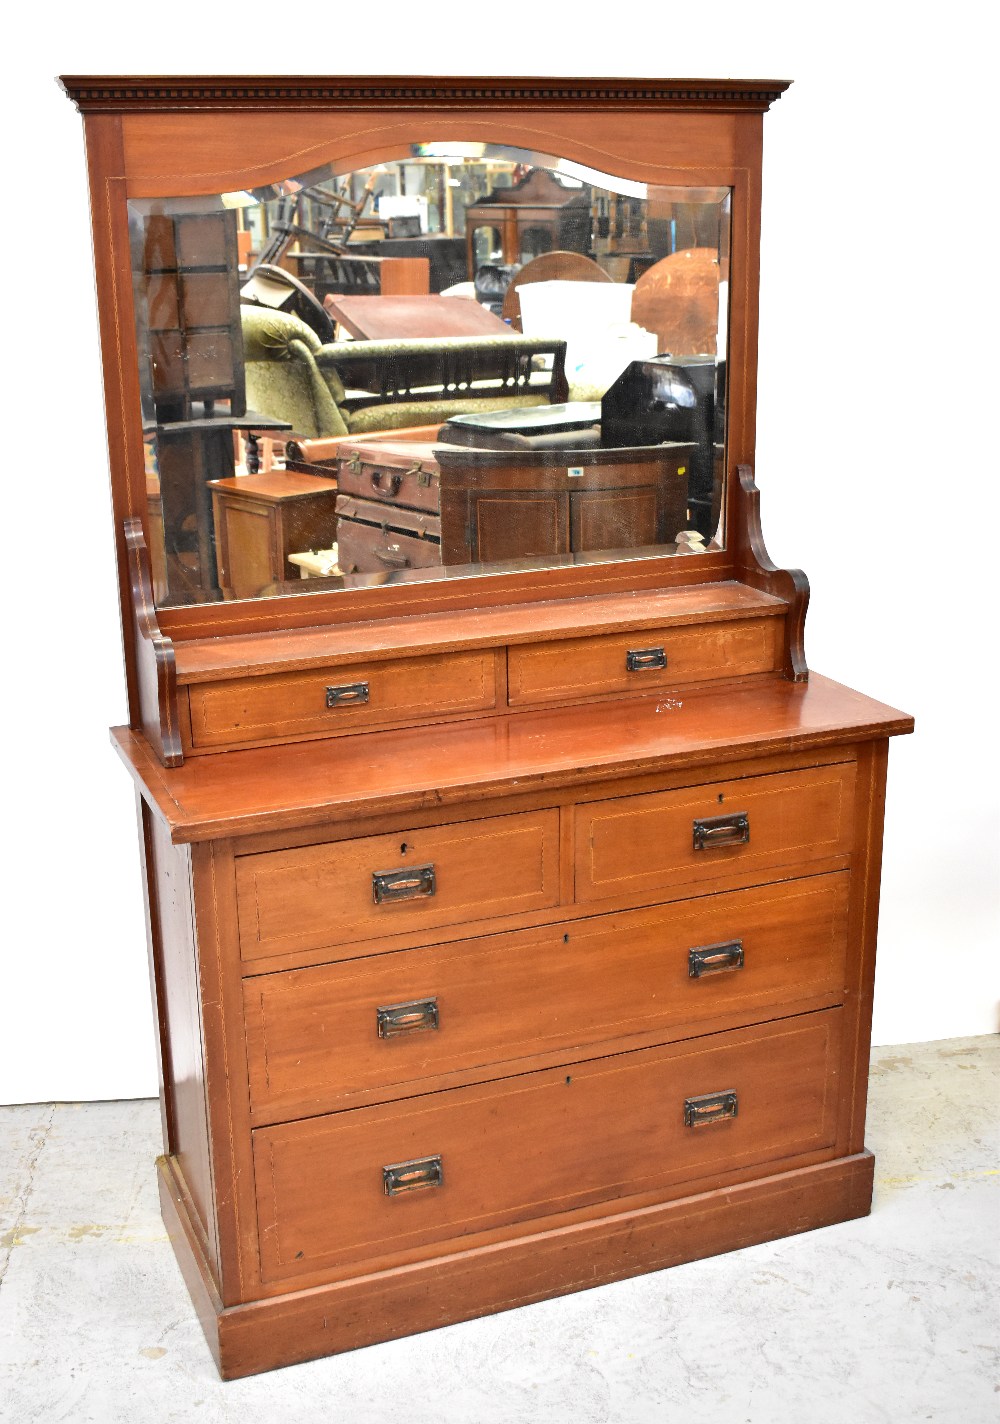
xmin=241 ymin=304 xmax=568 ymax=439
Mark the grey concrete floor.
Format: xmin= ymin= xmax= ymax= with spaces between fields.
xmin=1 ymin=1037 xmax=997 ymax=1424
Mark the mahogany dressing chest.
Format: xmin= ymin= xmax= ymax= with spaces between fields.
xmin=61 ymin=74 xmax=913 ymax=1380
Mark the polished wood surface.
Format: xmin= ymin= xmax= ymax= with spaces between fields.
xmin=172 ymin=582 xmax=788 ymax=681
xmin=243 ymin=874 xmax=850 ymax=1122
xmin=66 ymin=75 xmax=916 ymax=1382
xmin=236 ymin=808 xmax=560 ymax=961
xmin=113 ymin=674 xmax=911 ymax=844
xmin=161 ymin=1148 xmax=871 ymax=1379
xmin=324 ymin=294 xmax=511 ymax=340
xmin=576 ymin=761 xmax=855 ymax=903
xmin=253 ymin=1010 xmax=842 ymax=1283
xmin=506 ymin=616 xmax=782 ymax=706
xmin=185 ymin=647 xmax=496 ymax=752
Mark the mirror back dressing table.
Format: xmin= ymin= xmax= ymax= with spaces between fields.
xmin=60 ymin=75 xmax=913 ymax=1380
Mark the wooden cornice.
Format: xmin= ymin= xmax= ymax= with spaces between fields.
xmin=58 ymin=75 xmax=791 ymax=115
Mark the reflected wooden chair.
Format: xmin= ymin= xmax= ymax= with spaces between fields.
xmin=630 ymin=248 xmax=720 ymax=356
xmin=502 ymin=251 xmax=613 ymax=331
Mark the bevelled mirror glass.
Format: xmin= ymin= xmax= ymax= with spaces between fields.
xmin=128 ymin=144 xmax=732 ymax=608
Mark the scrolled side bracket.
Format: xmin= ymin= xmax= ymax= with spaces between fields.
xmin=731 ymin=464 xmax=809 ymax=681
xmin=124 ymin=517 xmax=183 ymax=767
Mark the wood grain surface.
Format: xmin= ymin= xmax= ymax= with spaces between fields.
xmin=114 ymin=673 xmax=912 ymax=843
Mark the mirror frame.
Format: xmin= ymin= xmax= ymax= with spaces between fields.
xmin=61 ymin=75 xmax=789 ymax=731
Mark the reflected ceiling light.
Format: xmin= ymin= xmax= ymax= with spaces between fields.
xmin=556 ymin=159 xmax=647 ymax=199
xmin=413 ymin=142 xmax=487 ymax=159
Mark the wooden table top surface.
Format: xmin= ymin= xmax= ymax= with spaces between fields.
xmin=114 ymin=673 xmax=914 ymax=843
xmin=323 ymin=294 xmax=511 ymax=340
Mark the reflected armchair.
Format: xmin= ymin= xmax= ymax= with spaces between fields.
xmin=241 ymin=306 xmax=569 ymax=442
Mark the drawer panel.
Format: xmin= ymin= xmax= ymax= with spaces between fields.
xmin=236 ymin=809 xmax=560 ymax=962
xmin=186 ymin=648 xmax=493 ymax=749
xmin=244 ymin=873 xmax=850 ymax=1119
xmin=506 ymin=617 xmax=782 ymax=707
xmin=253 ymin=1009 xmax=843 ymax=1282
xmin=576 ymin=761 xmax=856 ymax=904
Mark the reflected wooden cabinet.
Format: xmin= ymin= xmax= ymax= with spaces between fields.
xmin=62 ymin=75 xmax=912 ymax=1381
xmin=437 ymin=441 xmax=694 ymax=563
xmin=210 ymin=470 xmax=338 ymax=599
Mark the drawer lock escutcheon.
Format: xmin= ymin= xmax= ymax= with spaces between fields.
xmin=372 ymin=863 xmax=436 ymax=904
xmin=626 ymin=646 xmax=667 ymax=672
xmin=377 ymin=997 xmax=440 ymax=1039
xmin=688 ymin=940 xmax=745 ymax=978
xmin=326 ymin=681 xmax=370 ymax=709
xmin=684 ymin=1090 xmax=739 ymax=1128
xmin=383 ymin=1155 xmax=444 ymax=1196
xmin=692 ymin=812 xmax=750 ymax=851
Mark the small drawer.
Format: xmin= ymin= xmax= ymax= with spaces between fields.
xmin=576 ymin=761 xmax=856 ymax=905
xmin=185 ymin=648 xmax=494 ymax=750
xmin=506 ymin=617 xmax=783 ymax=707
xmin=236 ymin=808 xmax=561 ymax=963
xmin=252 ymin=1008 xmax=843 ymax=1282
xmin=243 ymin=873 xmax=850 ymax=1120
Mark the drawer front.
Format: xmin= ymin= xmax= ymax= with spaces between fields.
xmin=576 ymin=761 xmax=856 ymax=904
xmin=186 ymin=648 xmax=492 ymax=749
xmin=507 ymin=617 xmax=782 ymax=706
xmin=244 ymin=873 xmax=850 ymax=1119
xmin=252 ymin=1009 xmax=843 ymax=1282
xmin=236 ymin=809 xmax=560 ymax=962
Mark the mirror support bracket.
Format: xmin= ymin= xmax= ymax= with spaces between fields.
xmin=125 ymin=517 xmax=183 ymax=767
xmin=731 ymin=464 xmax=810 ymax=682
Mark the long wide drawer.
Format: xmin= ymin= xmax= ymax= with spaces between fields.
xmin=576 ymin=760 xmax=856 ymax=904
xmin=507 ymin=616 xmax=783 ymax=707
xmin=252 ymin=1008 xmax=843 ymax=1282
xmin=243 ymin=873 xmax=851 ymax=1119
xmin=185 ymin=648 xmax=494 ymax=750
xmin=236 ymin=808 xmax=561 ymax=962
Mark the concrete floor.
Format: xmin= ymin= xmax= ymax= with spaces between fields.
xmin=0 ymin=1037 xmax=997 ymax=1424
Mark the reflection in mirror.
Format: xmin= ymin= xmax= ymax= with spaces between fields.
xmin=128 ymin=146 xmax=731 ymax=608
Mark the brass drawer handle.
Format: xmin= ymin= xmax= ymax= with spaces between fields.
xmin=626 ymin=646 xmax=667 ymax=672
xmin=377 ymin=997 xmax=439 ymax=1039
xmin=383 ymin=1155 xmax=443 ymax=1196
xmin=326 ymin=681 xmax=369 ymax=709
xmin=692 ymin=812 xmax=750 ymax=851
xmin=688 ymin=939 xmax=744 ymax=978
xmin=684 ymin=1090 xmax=738 ymax=1127
xmin=371 ymin=469 xmax=403 ymax=497
xmin=372 ymin=863 xmax=436 ymax=904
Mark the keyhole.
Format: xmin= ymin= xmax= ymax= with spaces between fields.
xmin=400 ymin=842 xmax=409 ymax=855
xmin=718 ymin=793 xmax=724 ymax=804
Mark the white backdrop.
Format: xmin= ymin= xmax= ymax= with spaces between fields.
xmin=2 ymin=4 xmax=996 ymax=1104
